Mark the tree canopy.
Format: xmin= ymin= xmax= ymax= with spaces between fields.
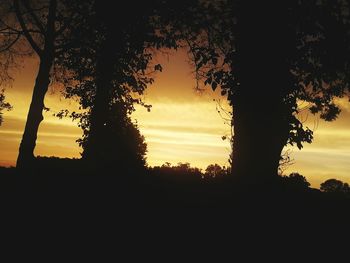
xmin=320 ymin=179 xmax=350 ymax=195
xmin=55 ymin=0 xmax=181 ymax=168
xmin=181 ymin=0 xmax=350 ymax=179
xmin=1 ymin=0 xmax=350 ymax=187
xmin=0 ymin=0 xmax=100 ymax=168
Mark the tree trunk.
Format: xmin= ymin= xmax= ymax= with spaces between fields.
xmin=16 ymin=56 xmax=53 ymax=169
xmin=82 ymin=36 xmax=115 ymax=162
xmin=231 ymin=97 xmax=290 ymax=182
xmin=230 ymin=1 xmax=293 ymax=182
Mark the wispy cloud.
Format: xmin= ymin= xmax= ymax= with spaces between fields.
xmin=1 ymin=50 xmax=350 ymax=187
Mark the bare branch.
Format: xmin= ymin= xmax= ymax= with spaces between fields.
xmin=0 ymin=18 xmax=21 ymax=34
xmin=0 ymin=33 xmax=21 ymax=52
xmin=14 ymin=0 xmax=42 ymax=56
xmin=21 ymin=0 xmax=46 ymax=34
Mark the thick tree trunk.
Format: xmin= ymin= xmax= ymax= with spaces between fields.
xmin=82 ymin=37 xmax=115 ymax=162
xmin=16 ymin=56 xmax=53 ymax=169
xmin=231 ymin=97 xmax=290 ymax=182
xmin=230 ymin=1 xmax=293 ymax=182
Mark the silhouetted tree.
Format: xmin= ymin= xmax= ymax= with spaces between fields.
xmin=0 ymin=0 xmax=92 ymax=169
xmin=320 ymin=179 xmax=350 ymax=195
xmin=151 ymin=162 xmax=202 ymax=181
xmin=161 ymin=162 xmax=172 ymax=168
xmin=204 ymin=164 xmax=226 ymax=178
xmin=185 ymin=0 xmax=350 ymax=182
xmin=0 ymin=1 xmax=20 ymax=126
xmin=56 ymin=0 xmax=177 ymax=169
xmin=0 ymin=1 xmax=20 ymax=81
xmin=283 ymin=173 xmax=310 ymax=190
xmin=173 ymin=162 xmax=202 ymax=174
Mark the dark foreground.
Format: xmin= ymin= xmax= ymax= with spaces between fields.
xmin=1 ymin=158 xmax=349 ymax=222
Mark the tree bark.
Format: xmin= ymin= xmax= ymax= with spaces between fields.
xmin=230 ymin=1 xmax=293 ymax=182
xmin=82 ymin=35 xmax=115 ymax=162
xmin=231 ymin=96 xmax=290 ymax=182
xmin=16 ymin=0 xmax=57 ymax=170
xmin=16 ymin=55 xmax=53 ymax=169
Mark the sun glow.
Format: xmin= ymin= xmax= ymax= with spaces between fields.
xmin=1 ymin=50 xmax=350 ymax=187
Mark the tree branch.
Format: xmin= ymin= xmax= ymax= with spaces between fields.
xmin=0 ymin=18 xmax=21 ymax=34
xmin=14 ymin=0 xmax=42 ymax=56
xmin=45 ymin=0 xmax=57 ymax=42
xmin=21 ymin=0 xmax=46 ymax=34
xmin=0 ymin=33 xmax=21 ymax=52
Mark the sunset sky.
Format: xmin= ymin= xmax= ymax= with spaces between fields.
xmin=1 ymin=49 xmax=350 ymax=187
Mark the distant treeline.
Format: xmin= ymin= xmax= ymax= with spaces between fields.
xmin=1 ymin=156 xmax=349 ymax=199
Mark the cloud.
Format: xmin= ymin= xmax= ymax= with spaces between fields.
xmin=132 ymin=98 xmax=231 ymax=169
xmin=1 ymin=50 xmax=350 ymax=187
xmin=285 ymin=119 xmax=350 ymax=187
xmin=0 ymin=114 xmax=81 ymax=166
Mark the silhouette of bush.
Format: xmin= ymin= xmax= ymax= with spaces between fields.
xmin=150 ymin=162 xmax=203 ymax=182
xmin=0 ymin=90 xmax=12 ymax=126
xmin=92 ymin=119 xmax=147 ymax=169
xmin=282 ymin=173 xmax=310 ymax=190
xmin=35 ymin=156 xmax=81 ymax=170
xmin=204 ymin=164 xmax=228 ymax=178
xmin=320 ymin=179 xmax=350 ymax=197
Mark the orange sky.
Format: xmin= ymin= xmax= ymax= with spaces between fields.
xmin=1 ymin=49 xmax=350 ymax=187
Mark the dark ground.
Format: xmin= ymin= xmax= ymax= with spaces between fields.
xmin=2 ymin=161 xmax=350 ymax=247
xmin=1 ymin=157 xmax=349 ymax=226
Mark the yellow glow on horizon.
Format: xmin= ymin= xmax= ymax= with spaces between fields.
xmin=1 ymin=50 xmax=350 ymax=188
xmin=133 ymin=100 xmax=232 ymax=169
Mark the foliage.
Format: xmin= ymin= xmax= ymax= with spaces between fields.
xmin=152 ymin=162 xmax=232 ymax=180
xmin=184 ymin=0 xmax=350 ymax=150
xmin=204 ymin=164 xmax=228 ymax=178
xmin=54 ymin=1 xmax=183 ymax=166
xmin=282 ymin=172 xmax=311 ymax=190
xmin=159 ymin=162 xmax=201 ymax=174
xmin=0 ymin=0 xmax=93 ymax=64
xmin=57 ymin=0 xmax=179 ymax=115
xmin=0 ymin=0 xmax=102 ymax=167
xmin=0 ymin=89 xmax=12 ymax=125
xmin=278 ymin=149 xmax=295 ymax=175
xmin=151 ymin=162 xmax=203 ymax=181
xmin=0 ymin=0 xmax=92 ymax=87
xmin=0 ymin=1 xmax=22 ymax=127
xmin=0 ymin=0 xmax=28 ymax=77
xmin=320 ymin=179 xmax=350 ymax=195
